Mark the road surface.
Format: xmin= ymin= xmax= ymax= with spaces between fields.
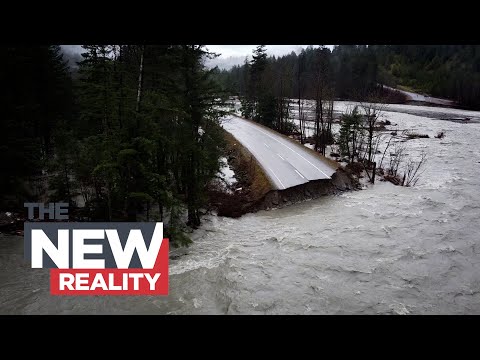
xmin=222 ymin=115 xmax=337 ymax=190
xmin=382 ymin=85 xmax=455 ymax=107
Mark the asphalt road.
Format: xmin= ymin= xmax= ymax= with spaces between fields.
xmin=222 ymin=115 xmax=337 ymax=190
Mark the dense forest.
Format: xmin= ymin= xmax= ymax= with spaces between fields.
xmin=215 ymin=45 xmax=480 ymax=109
xmin=0 ymin=45 xmax=228 ymax=245
xmin=2 ymin=44 xmax=478 ymax=244
xmin=215 ymin=45 xmax=386 ymax=156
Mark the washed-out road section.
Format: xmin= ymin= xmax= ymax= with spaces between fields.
xmin=221 ymin=115 xmax=337 ymax=190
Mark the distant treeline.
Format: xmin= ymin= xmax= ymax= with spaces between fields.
xmin=1 ymin=46 xmax=227 ymax=245
xmin=214 ymin=45 xmax=480 ymax=109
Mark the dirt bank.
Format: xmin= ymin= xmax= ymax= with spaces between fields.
xmin=209 ymin=129 xmax=358 ymax=217
xmin=257 ymin=168 xmax=358 ymax=211
xmin=207 ymin=129 xmax=273 ymax=217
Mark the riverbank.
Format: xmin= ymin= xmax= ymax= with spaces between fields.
xmin=1 ymin=103 xmax=480 ymax=314
xmin=381 ymin=85 xmax=457 ymax=108
xmin=208 ymin=128 xmax=358 ymax=218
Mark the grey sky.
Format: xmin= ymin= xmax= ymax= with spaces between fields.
xmin=205 ymin=45 xmax=328 ymax=69
xmin=61 ymin=45 xmax=330 ymax=69
xmin=62 ymin=45 xmax=321 ymax=56
xmin=205 ymin=45 xmax=315 ymax=58
xmin=62 ymin=45 xmax=83 ymax=54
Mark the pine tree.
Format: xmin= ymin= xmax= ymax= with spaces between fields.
xmin=175 ymin=45 xmax=226 ymax=227
xmin=339 ymin=106 xmax=363 ymax=163
xmin=0 ymin=46 xmax=72 ymax=209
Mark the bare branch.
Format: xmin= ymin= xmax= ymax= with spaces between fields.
xmin=379 ymin=133 xmax=395 ymax=169
xmin=404 ymin=152 xmax=427 ymax=186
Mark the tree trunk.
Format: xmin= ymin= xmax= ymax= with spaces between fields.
xmin=118 ymin=45 xmax=123 ymax=129
xmin=102 ymin=46 xmax=109 ymax=135
xmin=368 ymin=126 xmax=373 ymax=163
xmin=158 ymin=198 xmax=163 ymax=222
xmin=298 ymin=84 xmax=303 ymax=144
xmin=351 ymin=129 xmax=356 ymax=163
xmin=135 ymin=45 xmax=145 ymax=129
xmin=371 ymin=161 xmax=376 ymax=184
xmin=320 ymin=99 xmax=324 ymax=155
xmin=64 ymin=163 xmax=71 ymax=203
xmin=184 ymin=45 xmax=201 ymax=228
xmin=106 ymin=182 xmax=112 ymax=221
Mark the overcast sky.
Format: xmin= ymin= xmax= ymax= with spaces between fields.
xmin=62 ymin=45 xmax=330 ymax=69
xmin=205 ymin=45 xmax=316 ymax=58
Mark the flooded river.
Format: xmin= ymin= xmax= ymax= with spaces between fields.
xmin=1 ymin=103 xmax=480 ymax=314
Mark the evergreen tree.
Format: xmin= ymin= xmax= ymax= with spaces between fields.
xmin=0 ymin=46 xmax=72 ymax=209
xmin=339 ymin=106 xmax=363 ymax=163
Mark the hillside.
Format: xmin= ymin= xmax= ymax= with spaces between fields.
xmin=215 ymin=45 xmax=480 ymax=109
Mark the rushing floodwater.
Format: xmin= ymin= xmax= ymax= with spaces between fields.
xmin=1 ymin=103 xmax=480 ymax=314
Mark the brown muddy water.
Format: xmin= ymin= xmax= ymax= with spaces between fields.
xmin=1 ymin=103 xmax=479 ymax=314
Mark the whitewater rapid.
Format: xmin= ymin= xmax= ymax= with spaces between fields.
xmin=1 ymin=103 xmax=479 ymax=314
